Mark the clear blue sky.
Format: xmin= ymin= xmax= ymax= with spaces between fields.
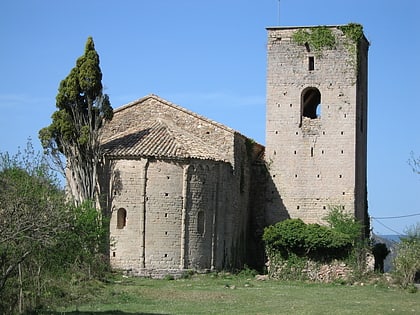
xmin=1 ymin=0 xmax=419 ymax=235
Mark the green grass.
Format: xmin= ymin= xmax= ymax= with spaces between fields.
xmin=44 ymin=273 xmax=418 ymax=315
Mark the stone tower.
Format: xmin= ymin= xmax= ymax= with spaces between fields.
xmin=265 ymin=25 xmax=369 ymax=227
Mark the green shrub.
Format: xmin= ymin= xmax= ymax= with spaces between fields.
xmin=393 ymin=223 xmax=420 ymax=288
xmin=324 ymin=206 xmax=363 ymax=243
xmin=263 ymin=218 xmax=352 ymax=261
xmin=237 ymin=265 xmax=258 ymax=278
xmin=164 ymin=274 xmax=175 ymax=281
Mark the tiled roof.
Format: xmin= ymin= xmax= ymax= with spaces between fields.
xmin=100 ymin=95 xmax=238 ymax=162
xmin=102 ymin=119 xmax=224 ymax=161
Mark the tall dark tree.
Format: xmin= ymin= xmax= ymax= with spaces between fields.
xmin=39 ymin=37 xmax=113 ymax=204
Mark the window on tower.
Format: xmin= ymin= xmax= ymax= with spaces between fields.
xmin=308 ymin=56 xmax=314 ymax=71
xmin=301 ymin=87 xmax=321 ymax=119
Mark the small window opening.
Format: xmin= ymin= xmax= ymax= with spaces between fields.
xmin=308 ymin=56 xmax=314 ymax=71
xmin=297 ymin=205 xmax=300 ymax=210
xmin=302 ymin=87 xmax=321 ymax=119
xmin=311 ymin=147 xmax=314 ymax=157
xmin=117 ymin=208 xmax=127 ymax=229
xmin=197 ymin=211 xmax=205 ymax=235
xmin=112 ymin=252 xmax=116 ymax=257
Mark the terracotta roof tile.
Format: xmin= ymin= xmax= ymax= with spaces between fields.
xmin=101 ymin=95 xmax=234 ymax=162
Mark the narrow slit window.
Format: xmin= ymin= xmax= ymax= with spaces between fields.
xmin=197 ymin=211 xmax=205 ymax=235
xmin=308 ymin=56 xmax=314 ymax=71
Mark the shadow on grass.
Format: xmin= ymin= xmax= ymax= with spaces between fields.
xmin=41 ymin=311 xmax=168 ymax=315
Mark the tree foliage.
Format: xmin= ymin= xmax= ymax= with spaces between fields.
xmin=0 ymin=143 xmax=66 ymax=312
xmin=324 ymin=206 xmax=363 ymax=243
xmin=39 ymin=37 xmax=113 ymax=205
xmin=0 ymin=143 xmax=107 ymax=313
xmin=409 ymin=151 xmax=420 ymax=175
xmin=393 ymin=223 xmax=420 ymax=288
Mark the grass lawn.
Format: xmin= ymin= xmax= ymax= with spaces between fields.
xmin=46 ymin=273 xmax=418 ymax=315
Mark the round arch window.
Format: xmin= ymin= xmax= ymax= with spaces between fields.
xmin=117 ymin=208 xmax=127 ymax=229
xmin=301 ymin=87 xmax=321 ymax=119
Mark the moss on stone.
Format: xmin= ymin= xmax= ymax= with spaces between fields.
xmin=292 ymin=26 xmax=336 ymax=55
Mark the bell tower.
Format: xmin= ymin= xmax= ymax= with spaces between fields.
xmin=265 ymin=25 xmax=369 ymax=227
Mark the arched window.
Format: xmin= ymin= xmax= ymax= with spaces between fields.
xmin=301 ymin=87 xmax=321 ymax=119
xmin=117 ymin=208 xmax=127 ymax=229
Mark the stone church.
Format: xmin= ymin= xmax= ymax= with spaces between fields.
xmin=99 ymin=25 xmax=369 ymax=277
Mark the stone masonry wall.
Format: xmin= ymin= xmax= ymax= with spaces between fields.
xmin=109 ymin=158 xmax=147 ymax=271
xmin=265 ymin=26 xmax=368 ymax=226
xmin=108 ymin=152 xmax=252 ymax=273
xmin=144 ymin=160 xmax=184 ymax=269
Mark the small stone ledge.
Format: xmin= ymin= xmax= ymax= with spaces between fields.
xmin=123 ymin=268 xmax=195 ymax=279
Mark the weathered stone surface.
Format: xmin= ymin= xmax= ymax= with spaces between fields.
xmin=101 ymin=95 xmax=264 ymax=274
xmin=95 ymin=25 xmax=369 ymax=278
xmin=265 ymin=26 xmax=368 ymax=227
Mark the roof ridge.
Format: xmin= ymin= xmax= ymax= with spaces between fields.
xmin=113 ymin=94 xmax=240 ymax=135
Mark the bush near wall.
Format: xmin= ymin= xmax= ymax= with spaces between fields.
xmin=263 ymin=218 xmax=363 ymax=281
xmin=393 ymin=223 xmax=420 ymax=289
